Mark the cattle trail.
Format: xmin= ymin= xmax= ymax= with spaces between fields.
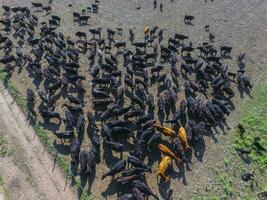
xmin=0 ymin=82 xmax=76 ymax=200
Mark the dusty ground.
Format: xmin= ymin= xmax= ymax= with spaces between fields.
xmin=0 ymin=0 xmax=266 ymax=199
xmin=0 ymin=81 xmax=76 ymax=200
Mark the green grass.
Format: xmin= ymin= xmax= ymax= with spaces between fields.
xmin=0 ymin=133 xmax=8 ymax=157
xmin=3 ymin=63 xmax=264 ymax=200
xmin=0 ymin=73 xmax=91 ymax=200
xmin=223 ymin=158 xmax=230 ymax=168
xmin=0 ymin=175 xmax=3 ymax=186
xmin=221 ymin=73 xmax=267 ymax=198
xmin=233 ymin=83 xmax=267 ymax=169
xmin=218 ymin=173 xmax=234 ymax=196
xmin=191 ymin=73 xmax=267 ymax=199
xmin=0 ymin=174 xmax=8 ymax=200
xmin=35 ymin=122 xmax=91 ymax=200
xmin=192 ymin=194 xmax=219 ymax=200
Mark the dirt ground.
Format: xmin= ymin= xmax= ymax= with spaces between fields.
xmin=0 ymin=0 xmax=267 ymax=199
xmin=0 ymin=81 xmax=76 ymax=200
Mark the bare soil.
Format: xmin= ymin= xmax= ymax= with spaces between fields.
xmin=0 ymin=0 xmax=266 ymax=199
xmin=0 ymin=82 xmax=76 ymax=200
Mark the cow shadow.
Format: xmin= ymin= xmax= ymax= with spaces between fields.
xmin=53 ymin=140 xmax=71 ymax=155
xmin=237 ymin=85 xmax=253 ymax=98
xmin=205 ymin=126 xmax=219 ymax=143
xmin=165 ymin=104 xmax=171 ymax=121
xmin=41 ymin=121 xmax=61 ymax=132
xmin=87 ymin=165 xmax=96 ymax=195
xmin=221 ymin=54 xmax=232 ymax=59
xmin=102 ymin=142 xmax=122 ymax=168
xmin=172 ymin=149 xmax=191 ymax=185
xmin=26 ymin=68 xmax=42 ymax=89
xmin=236 ymin=151 xmax=252 ymax=164
xmin=157 ymin=110 xmax=165 ymax=125
xmin=3 ymin=73 xmax=12 ymax=89
xmin=157 ymin=177 xmax=171 ymax=199
xmin=78 ymin=171 xmax=90 ymax=199
xmin=191 ymin=137 xmax=206 ymax=162
xmin=70 ymin=162 xmax=79 ymax=187
xmin=218 ymin=122 xmax=227 ymax=134
xmin=101 ymin=180 xmax=123 ymax=198
xmin=147 ymin=147 xmax=161 ymax=167
xmin=78 ymin=22 xmax=90 ymax=27
xmin=157 ymin=84 xmax=166 ymax=96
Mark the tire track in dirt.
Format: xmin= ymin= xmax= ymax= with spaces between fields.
xmin=0 ymin=81 xmax=76 ymax=200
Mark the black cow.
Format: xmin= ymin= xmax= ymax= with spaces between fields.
xmin=184 ymin=15 xmax=194 ymax=24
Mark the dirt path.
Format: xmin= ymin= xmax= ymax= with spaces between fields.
xmin=0 ymin=81 xmax=76 ymax=200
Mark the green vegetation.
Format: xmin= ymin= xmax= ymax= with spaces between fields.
xmin=35 ymin=123 xmax=90 ymax=200
xmin=192 ymin=194 xmax=219 ymax=200
xmin=192 ymin=72 xmax=267 ymax=200
xmin=0 ymin=133 xmax=8 ymax=157
xmin=1 ymin=62 xmax=266 ymax=200
xmin=233 ymin=83 xmax=267 ymax=170
xmin=0 ymin=175 xmax=3 ymax=186
xmin=217 ymin=173 xmax=234 ymax=196
xmin=223 ymin=158 xmax=230 ymax=167
xmin=0 ymin=174 xmax=8 ymax=200
xmin=0 ymin=73 xmax=91 ymax=200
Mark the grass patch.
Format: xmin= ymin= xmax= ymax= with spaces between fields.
xmin=0 ymin=174 xmax=8 ymax=200
xmin=233 ymin=83 xmax=267 ymax=169
xmin=0 ymin=175 xmax=3 ymax=186
xmin=0 ymin=73 xmax=91 ymax=200
xmin=220 ymin=74 xmax=267 ymax=198
xmin=192 ymin=194 xmax=219 ymax=200
xmin=218 ymin=173 xmax=234 ymax=196
xmin=35 ymin=122 xmax=90 ymax=200
xmin=0 ymin=133 xmax=8 ymax=157
xmin=223 ymin=158 xmax=230 ymax=168
xmin=190 ymin=73 xmax=267 ymax=199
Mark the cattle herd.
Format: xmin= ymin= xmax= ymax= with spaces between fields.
xmin=0 ymin=1 xmax=254 ymax=200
